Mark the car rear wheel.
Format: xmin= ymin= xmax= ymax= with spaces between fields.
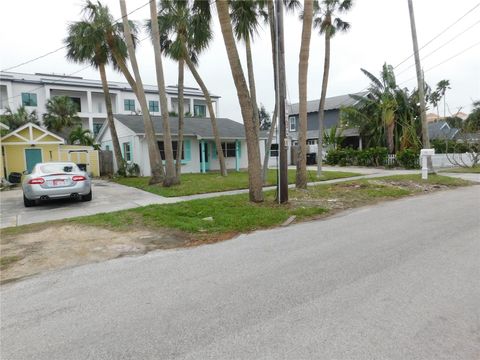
xmin=23 ymin=194 xmax=36 ymax=207
xmin=81 ymin=190 xmax=92 ymax=202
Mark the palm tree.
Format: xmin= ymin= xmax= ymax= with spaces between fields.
xmin=216 ymin=0 xmax=263 ymax=202
xmin=119 ymin=0 xmax=166 ymax=185
xmin=230 ymin=0 xmax=266 ymax=137
xmin=261 ymin=0 xmax=300 ymax=183
xmin=314 ymin=0 xmax=352 ymax=176
xmin=436 ymin=79 xmax=450 ymax=119
xmin=0 ymin=106 xmax=39 ymax=130
xmin=65 ymin=1 xmax=126 ymax=175
xmin=149 ymin=0 xmax=228 ymax=177
xmin=149 ymin=0 xmax=176 ymax=186
xmin=69 ymin=126 xmax=95 ymax=146
xmin=43 ymin=96 xmax=81 ymax=135
xmin=350 ymin=64 xmax=398 ymax=153
xmin=429 ymin=90 xmax=441 ymax=120
xmin=296 ymin=0 xmax=313 ymax=189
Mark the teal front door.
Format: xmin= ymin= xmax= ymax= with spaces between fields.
xmin=25 ymin=148 xmax=42 ymax=173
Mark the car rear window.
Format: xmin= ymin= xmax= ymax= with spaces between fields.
xmin=39 ymin=164 xmax=79 ymax=174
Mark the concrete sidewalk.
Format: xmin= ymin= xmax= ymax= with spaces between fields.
xmin=1 ymin=167 xmax=476 ymax=228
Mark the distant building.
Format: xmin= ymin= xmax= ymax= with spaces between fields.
xmin=0 ymin=71 xmax=220 ymax=136
xmin=287 ymin=92 xmax=366 ymax=150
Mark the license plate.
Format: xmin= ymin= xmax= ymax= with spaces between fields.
xmin=53 ymin=179 xmax=65 ymax=186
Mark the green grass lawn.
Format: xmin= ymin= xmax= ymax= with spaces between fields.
xmin=440 ymin=166 xmax=480 ymax=174
xmin=54 ymin=174 xmax=469 ymax=236
xmin=113 ymin=169 xmax=360 ymax=197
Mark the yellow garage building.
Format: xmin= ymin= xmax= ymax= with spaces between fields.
xmin=1 ymin=123 xmax=100 ymax=180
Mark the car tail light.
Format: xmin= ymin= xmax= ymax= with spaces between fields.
xmin=28 ymin=178 xmax=45 ymax=184
xmin=72 ymin=175 xmax=86 ymax=181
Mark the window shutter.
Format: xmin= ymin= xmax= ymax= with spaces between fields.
xmin=184 ymin=139 xmax=191 ymax=161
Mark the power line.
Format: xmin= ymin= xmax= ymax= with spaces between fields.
xmin=334 ymin=3 xmax=480 ymax=109
xmin=395 ymin=19 xmax=480 ymax=78
xmin=1 ymin=0 xmax=154 ymax=72
xmin=393 ymin=1 xmax=480 ymax=70
xmin=2 ymin=33 xmax=153 ymax=104
xmin=397 ymin=40 xmax=480 ymax=86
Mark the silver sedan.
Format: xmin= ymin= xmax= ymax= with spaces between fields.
xmin=22 ymin=162 xmax=92 ymax=207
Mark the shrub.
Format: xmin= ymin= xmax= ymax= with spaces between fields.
xmin=326 ymin=147 xmax=388 ymax=167
xmin=126 ymin=162 xmax=140 ymax=177
xmin=431 ymin=139 xmax=470 ymax=154
xmin=396 ymin=149 xmax=420 ymax=169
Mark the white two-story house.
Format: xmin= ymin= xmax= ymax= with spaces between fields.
xmin=0 ymin=71 xmax=220 ymax=136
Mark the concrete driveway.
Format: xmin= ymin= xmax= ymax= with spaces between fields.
xmin=0 ymin=180 xmax=174 ymax=228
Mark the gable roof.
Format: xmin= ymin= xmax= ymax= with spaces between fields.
xmin=289 ymin=92 xmax=368 ymax=115
xmin=428 ymin=120 xmax=459 ymax=140
xmin=1 ymin=122 xmax=65 ymax=145
xmin=111 ymin=114 xmax=266 ymax=140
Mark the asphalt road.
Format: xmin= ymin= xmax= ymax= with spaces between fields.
xmin=1 ymin=186 xmax=480 ymax=360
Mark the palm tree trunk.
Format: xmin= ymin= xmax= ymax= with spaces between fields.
xmin=317 ymin=32 xmax=331 ymax=177
xmin=216 ymin=0 xmax=263 ymax=201
xmin=262 ymin=0 xmax=278 ymax=183
xmin=120 ymin=0 xmax=164 ymax=184
xmin=245 ymin=36 xmax=260 ymax=136
xmin=183 ymin=50 xmax=227 ymax=177
xmin=150 ymin=0 xmax=176 ymax=186
xmin=262 ymin=104 xmax=277 ymax=183
xmin=175 ymin=58 xmax=185 ymax=180
xmin=296 ymin=0 xmax=313 ymax=189
xmin=98 ymin=63 xmax=125 ymax=175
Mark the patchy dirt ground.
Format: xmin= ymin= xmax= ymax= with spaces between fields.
xmin=0 ymin=225 xmax=190 ymax=284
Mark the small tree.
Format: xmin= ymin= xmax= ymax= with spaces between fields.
xmin=43 ymin=96 xmax=81 ymax=134
xmin=258 ymin=104 xmax=271 ymax=130
xmin=69 ymin=126 xmax=95 ymax=146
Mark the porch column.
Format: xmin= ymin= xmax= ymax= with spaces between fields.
xmin=190 ymin=98 xmax=194 ymax=116
xmin=358 ymin=137 xmax=363 ymax=150
xmin=87 ymin=90 xmax=92 ymax=113
xmin=235 ymin=139 xmax=240 ymax=172
xmin=87 ymin=91 xmax=93 ymax=132
xmin=200 ymin=140 xmax=206 ymax=173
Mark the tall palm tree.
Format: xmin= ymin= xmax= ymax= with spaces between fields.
xmin=436 ymin=79 xmax=450 ymax=119
xmin=314 ymin=0 xmax=352 ymax=176
xmin=260 ymin=0 xmax=300 ymax=182
xmin=65 ymin=0 xmax=126 ymax=175
xmin=149 ymin=0 xmax=176 ymax=186
xmin=119 ymin=0 xmax=166 ymax=185
xmin=262 ymin=0 xmax=278 ymax=182
xmin=43 ymin=96 xmax=81 ymax=135
xmin=149 ymin=0 xmax=228 ymax=177
xmin=0 ymin=106 xmax=39 ymax=130
xmin=217 ymin=0 xmax=263 ymax=202
xmin=296 ymin=0 xmax=313 ymax=189
xmin=230 ymin=0 xmax=266 ymax=137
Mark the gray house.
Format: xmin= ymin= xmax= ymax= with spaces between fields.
xmin=96 ymin=115 xmax=266 ymax=176
xmin=288 ymin=92 xmax=366 ymax=149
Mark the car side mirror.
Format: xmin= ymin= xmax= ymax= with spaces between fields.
xmin=23 ymin=170 xmax=29 ymax=175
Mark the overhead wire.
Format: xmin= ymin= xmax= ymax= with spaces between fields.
xmin=1 ymin=0 xmax=154 ymax=72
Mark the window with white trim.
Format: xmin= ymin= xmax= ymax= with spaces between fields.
xmin=289 ymin=116 xmax=297 ymax=132
xmin=123 ymin=142 xmax=131 ymax=162
xmin=270 ymin=143 xmax=279 ymax=157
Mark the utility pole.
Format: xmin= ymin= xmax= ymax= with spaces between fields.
xmin=407 ymin=0 xmax=434 ymax=172
xmin=275 ymin=0 xmax=288 ymax=203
